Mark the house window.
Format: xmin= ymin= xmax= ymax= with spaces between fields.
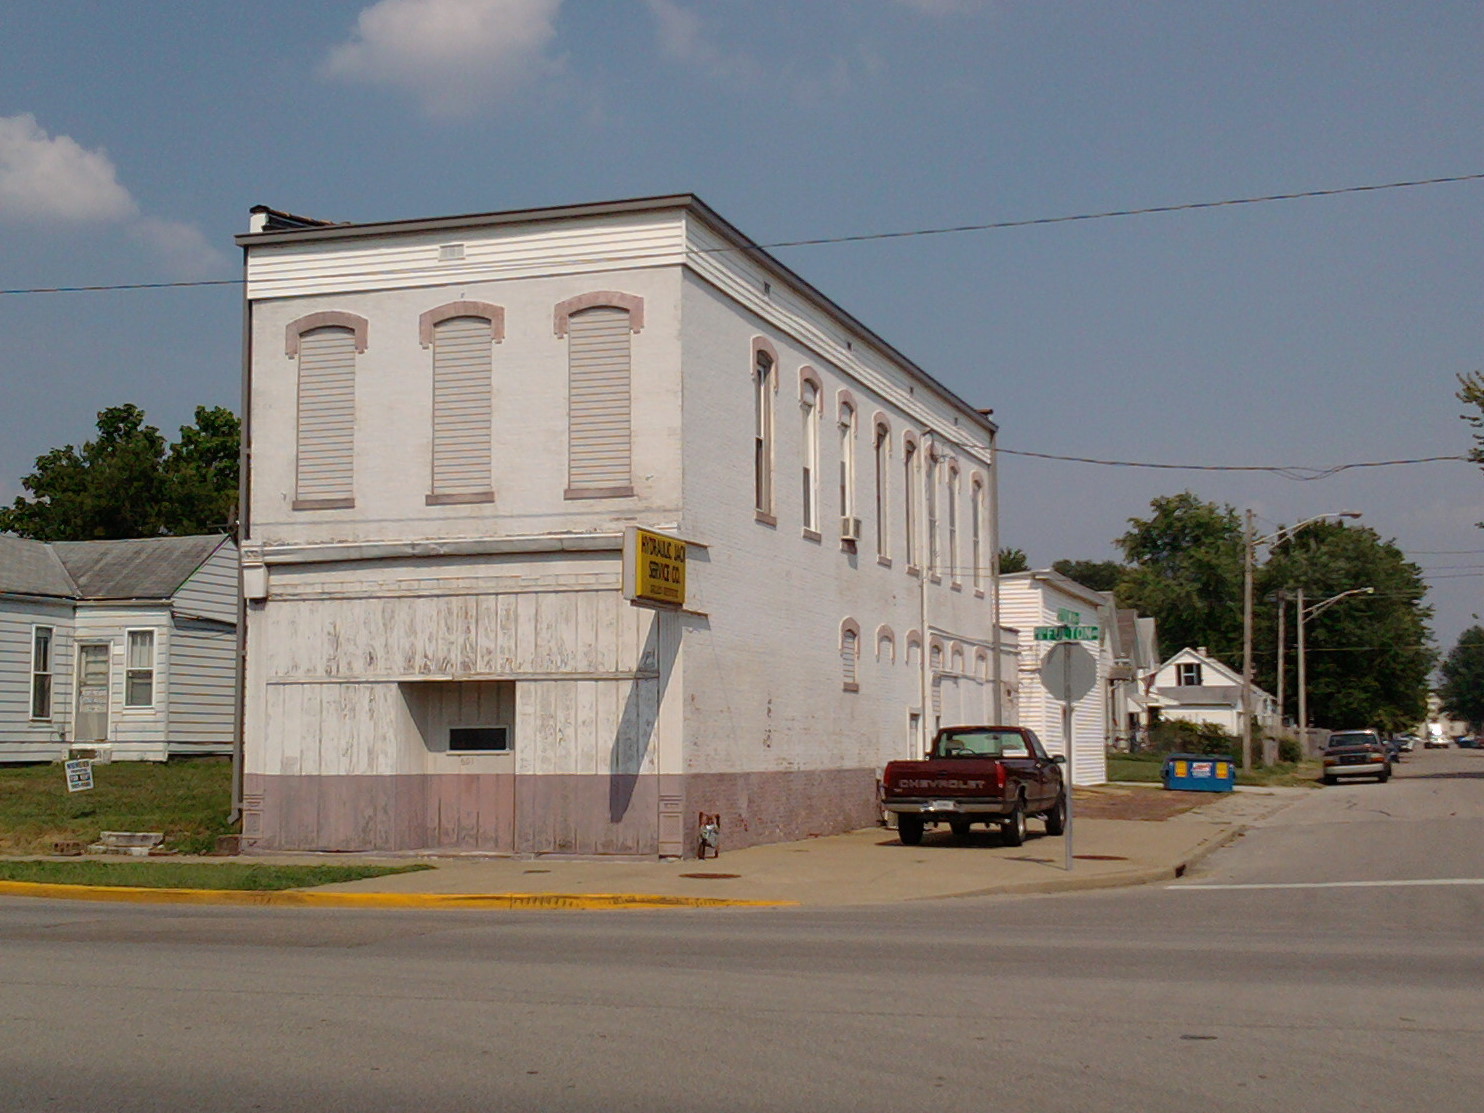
xmin=449 ymin=726 xmax=511 ymax=752
xmin=925 ymin=449 xmax=940 ymax=575
xmin=877 ymin=626 xmax=896 ymax=664
xmin=838 ymin=400 xmax=857 ymax=539
xmin=287 ymin=312 xmax=367 ymax=510
xmin=801 ymin=379 xmax=819 ymax=533
xmin=971 ymin=477 xmax=985 ymax=590
xmin=946 ymin=465 xmax=960 ymax=586
xmin=421 ymin=302 xmax=503 ymax=504
xmin=557 ymin=296 xmax=639 ymax=499
xmin=903 ymin=438 xmax=918 ymax=568
xmin=1177 ymin=662 xmax=1203 ymax=686
xmin=873 ymin=421 xmax=891 ymax=559
xmin=841 ymin=622 xmax=860 ymax=692
xmin=125 ymin=629 xmax=156 ymax=708
xmin=30 ymin=626 xmax=53 ymax=720
xmin=754 ymin=348 xmax=775 ymax=516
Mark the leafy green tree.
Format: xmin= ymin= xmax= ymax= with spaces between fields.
xmin=1259 ymin=520 xmax=1433 ymax=733
xmin=998 ymin=547 xmax=1029 ymax=573
xmin=1438 ymin=626 xmax=1484 ymax=729
xmin=1051 ymin=559 xmax=1124 ymax=594
xmin=0 ymin=404 xmax=239 ymax=541
xmin=1116 ymin=492 xmax=1245 ymax=665
xmin=1458 ymin=372 xmax=1484 ymax=468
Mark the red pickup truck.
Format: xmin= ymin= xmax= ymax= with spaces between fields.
xmin=881 ymin=725 xmax=1067 ymax=846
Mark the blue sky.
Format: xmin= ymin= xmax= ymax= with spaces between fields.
xmin=2 ymin=0 xmax=1481 ymax=652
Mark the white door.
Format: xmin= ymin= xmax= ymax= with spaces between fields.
xmin=74 ymin=644 xmax=110 ymax=741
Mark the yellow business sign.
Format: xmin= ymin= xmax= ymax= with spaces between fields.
xmin=623 ymin=527 xmax=687 ymax=608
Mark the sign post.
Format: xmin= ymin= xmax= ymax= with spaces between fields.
xmin=1038 ymin=640 xmax=1097 ymax=871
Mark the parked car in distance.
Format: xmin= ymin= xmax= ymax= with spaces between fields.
xmin=1394 ymin=735 xmax=1417 ymax=753
xmin=1425 ymin=733 xmax=1449 ymax=749
xmin=1321 ymin=730 xmax=1392 ymax=784
xmin=1457 ymin=736 xmax=1481 ymax=750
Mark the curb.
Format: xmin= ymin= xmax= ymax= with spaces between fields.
xmin=0 ymin=881 xmax=796 ymax=911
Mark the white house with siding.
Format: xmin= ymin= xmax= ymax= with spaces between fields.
xmin=235 ymin=195 xmax=1017 ymax=858
xmin=0 ymin=534 xmax=238 ymax=762
xmin=996 ymin=570 xmax=1112 ymax=785
xmin=1151 ymin=646 xmax=1277 ymax=736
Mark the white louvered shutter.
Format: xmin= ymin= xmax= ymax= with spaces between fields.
xmin=296 ymin=327 xmax=357 ymax=501
xmin=567 ymin=306 xmax=632 ymax=491
xmin=431 ymin=316 xmax=493 ymax=494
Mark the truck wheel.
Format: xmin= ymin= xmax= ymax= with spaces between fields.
xmin=898 ymin=814 xmax=924 ymax=846
xmin=1321 ymin=774 xmax=1336 ymax=786
xmin=1043 ymin=793 xmax=1067 ymax=836
xmin=1001 ymin=798 xmax=1027 ymax=847
xmin=949 ymin=817 xmax=972 ymax=840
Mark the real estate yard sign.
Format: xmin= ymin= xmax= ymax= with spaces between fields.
xmin=64 ymin=759 xmax=93 ymax=793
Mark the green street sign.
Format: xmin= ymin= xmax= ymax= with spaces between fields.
xmin=1056 ymin=608 xmax=1082 ymax=625
xmin=1034 ymin=624 xmax=1101 ymax=642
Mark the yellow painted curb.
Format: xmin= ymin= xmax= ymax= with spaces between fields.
xmin=0 ymin=880 xmax=794 ymax=910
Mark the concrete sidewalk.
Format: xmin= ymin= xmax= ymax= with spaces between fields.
xmin=270 ymin=785 xmax=1308 ymax=908
xmin=0 ymin=786 xmax=1307 ymax=911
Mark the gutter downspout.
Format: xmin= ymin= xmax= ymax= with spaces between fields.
xmin=229 ymin=245 xmax=251 ymax=827
xmin=988 ymin=428 xmax=1003 ymax=724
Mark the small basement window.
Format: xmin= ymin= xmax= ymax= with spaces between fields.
xmin=448 ymin=726 xmax=510 ymax=752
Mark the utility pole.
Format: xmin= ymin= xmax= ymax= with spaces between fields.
xmin=1241 ymin=510 xmax=1256 ymax=772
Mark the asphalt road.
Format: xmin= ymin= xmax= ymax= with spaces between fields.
xmin=1 ymin=748 xmax=1481 ymax=1113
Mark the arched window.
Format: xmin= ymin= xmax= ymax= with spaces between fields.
xmin=946 ymin=463 xmax=960 ymax=586
xmin=753 ymin=340 xmax=777 ymax=518
xmin=971 ymin=475 xmax=985 ymax=590
xmin=556 ymin=293 xmax=642 ymax=499
xmin=841 ymin=619 xmax=861 ymax=692
xmin=876 ymin=625 xmax=897 ymax=664
xmin=903 ymin=435 xmax=919 ymax=569
xmin=838 ymin=394 xmax=858 ymax=541
xmin=925 ymin=446 xmax=940 ymax=576
xmin=800 ymin=373 xmax=820 ymax=533
xmin=420 ymin=301 xmax=503 ymax=505
xmin=873 ymin=419 xmax=891 ymax=560
xmin=286 ymin=311 xmax=367 ymax=510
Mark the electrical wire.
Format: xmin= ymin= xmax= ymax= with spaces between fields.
xmin=995 ymin=447 xmax=1468 ymax=479
xmin=4 ymin=170 xmax=1482 ymax=297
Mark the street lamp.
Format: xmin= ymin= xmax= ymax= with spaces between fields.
xmin=1295 ymin=586 xmax=1375 ymax=752
xmin=1241 ymin=510 xmax=1361 ymax=771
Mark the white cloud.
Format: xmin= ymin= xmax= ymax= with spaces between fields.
xmin=131 ymin=217 xmax=230 ymax=278
xmin=324 ymin=0 xmax=564 ymax=118
xmin=0 ymin=113 xmax=137 ymax=224
xmin=645 ymin=0 xmax=760 ymax=83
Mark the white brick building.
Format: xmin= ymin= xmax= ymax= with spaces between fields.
xmin=236 ymin=196 xmax=1014 ymax=857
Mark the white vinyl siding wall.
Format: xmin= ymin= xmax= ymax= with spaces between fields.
xmin=566 ymin=306 xmax=632 ymax=494
xmin=295 ymin=327 xmax=357 ymax=504
xmin=431 ymin=316 xmax=494 ymax=496
xmin=166 ymin=621 xmax=237 ymax=746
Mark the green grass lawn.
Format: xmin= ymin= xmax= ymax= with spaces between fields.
xmin=0 ymin=757 xmax=236 ymax=855
xmin=0 ymin=859 xmax=430 ymax=890
xmin=1107 ymin=751 xmax=1322 ymax=788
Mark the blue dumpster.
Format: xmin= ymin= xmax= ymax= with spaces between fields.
xmin=1161 ymin=753 xmax=1236 ymax=792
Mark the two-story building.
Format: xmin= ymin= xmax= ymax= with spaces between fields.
xmin=236 ymin=195 xmax=1016 ymax=858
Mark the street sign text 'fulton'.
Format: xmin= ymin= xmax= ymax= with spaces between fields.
xmin=1034 ymin=624 xmax=1100 ymax=642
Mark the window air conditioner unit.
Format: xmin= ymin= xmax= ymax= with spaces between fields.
xmin=841 ymin=516 xmax=862 ymax=541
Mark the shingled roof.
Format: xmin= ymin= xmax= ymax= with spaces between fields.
xmin=1 ymin=535 xmax=228 ymax=601
xmin=0 ymin=535 xmax=78 ymax=598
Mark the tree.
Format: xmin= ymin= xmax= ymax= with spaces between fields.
xmin=1438 ymin=626 xmax=1484 ymax=729
xmin=1458 ymin=372 xmax=1484 ymax=468
xmin=1116 ymin=492 xmax=1245 ymax=666
xmin=0 ymin=404 xmax=239 ymax=541
xmin=998 ymin=547 xmax=1029 ymax=573
xmin=1051 ymin=559 xmax=1124 ymax=594
xmin=1259 ymin=520 xmax=1433 ymax=733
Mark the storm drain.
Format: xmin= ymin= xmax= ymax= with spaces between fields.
xmin=679 ymin=872 xmax=741 ymax=880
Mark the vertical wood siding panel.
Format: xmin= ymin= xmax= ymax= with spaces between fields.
xmin=431 ymin=316 xmax=494 ymax=494
xmin=567 ymin=307 xmax=632 ymax=489
xmin=295 ymin=328 xmax=357 ymax=501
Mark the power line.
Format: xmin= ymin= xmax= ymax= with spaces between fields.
xmin=996 ymin=447 xmax=1468 ymax=479
xmin=4 ymin=170 xmax=1482 ymax=297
